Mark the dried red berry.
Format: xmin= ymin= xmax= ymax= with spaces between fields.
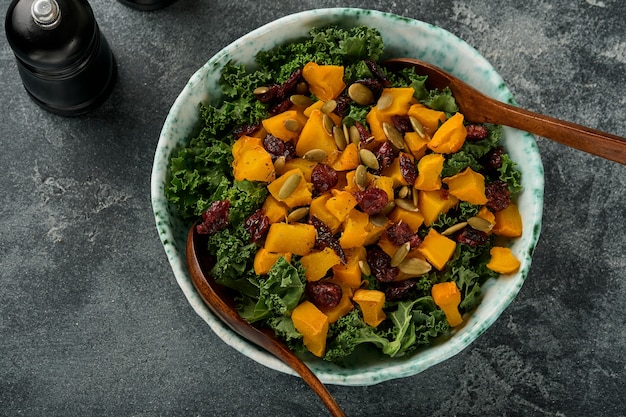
xmin=311 ymin=164 xmax=338 ymax=193
xmin=384 ymin=280 xmax=416 ymax=301
xmin=196 ymin=200 xmax=230 ymax=235
xmin=355 ymin=187 xmax=389 ymax=215
xmin=399 ymin=153 xmax=417 ymax=185
xmin=366 ymin=247 xmax=398 ymax=283
xmin=306 ymin=281 xmax=342 ymax=309
xmin=456 ymin=227 xmax=489 ymax=246
xmin=310 ymin=216 xmax=346 ymax=263
xmin=485 ymin=180 xmax=511 ymax=211
xmin=466 ymin=124 xmax=489 ymax=141
xmin=375 ymin=141 xmax=394 ymax=171
xmin=244 ymin=209 xmax=270 ymax=243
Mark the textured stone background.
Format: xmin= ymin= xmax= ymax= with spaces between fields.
xmin=1 ymin=1 xmax=625 ymax=416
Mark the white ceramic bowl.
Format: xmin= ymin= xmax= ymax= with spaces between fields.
xmin=151 ymin=8 xmax=544 ymax=386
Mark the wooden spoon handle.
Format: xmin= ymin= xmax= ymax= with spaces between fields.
xmin=480 ymin=98 xmax=626 ymax=165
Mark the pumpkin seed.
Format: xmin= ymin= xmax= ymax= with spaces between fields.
xmin=394 ymin=198 xmax=419 ymax=212
xmin=412 ymin=187 xmax=419 ymax=208
xmin=302 ymin=148 xmax=327 ymax=162
xmin=273 ymin=155 xmax=286 ymax=175
xmin=468 ymin=216 xmax=494 ymax=232
xmin=290 ymin=94 xmax=313 ymax=108
xmin=370 ymin=213 xmax=388 ymax=227
xmin=322 ymin=113 xmax=335 ymax=136
xmin=320 ymin=99 xmax=337 ymax=114
xmin=355 ymin=164 xmax=369 ymax=189
xmin=409 ymin=116 xmax=427 ymax=138
xmin=342 ymin=124 xmax=350 ymax=146
xmin=383 ymin=122 xmax=406 ymax=150
xmin=391 ymin=242 xmax=411 ymax=267
xmin=253 ymin=86 xmax=269 ymax=95
xmin=333 ymin=125 xmax=347 ymax=150
xmin=359 ymin=148 xmax=379 ymax=170
xmin=358 ymin=261 xmax=371 ymax=277
xmin=283 ymin=118 xmax=301 ymax=133
xmin=398 ymin=185 xmax=410 ymax=199
xmin=287 ymin=207 xmax=309 ymax=223
xmin=348 ymin=83 xmax=374 ymax=105
xmin=442 ymin=221 xmax=468 ymax=236
xmin=349 ymin=125 xmax=361 ymax=145
xmin=397 ymin=257 xmax=432 ymax=276
xmin=278 ymin=173 xmax=301 ymax=199
xmin=377 ymin=92 xmax=393 ymax=110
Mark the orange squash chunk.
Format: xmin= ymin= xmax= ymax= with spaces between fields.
xmin=353 ymin=289 xmax=386 ymax=327
xmin=261 ymin=109 xmax=308 ymax=142
xmin=302 ymin=62 xmax=346 ymax=101
xmin=428 ymin=112 xmax=467 ymax=154
xmin=253 ymin=248 xmax=291 ymax=275
xmin=414 ymin=153 xmax=444 ymax=191
xmin=486 ymin=246 xmax=521 ymax=274
xmin=300 ymin=247 xmax=342 ymax=281
xmin=492 ymin=203 xmax=523 ymax=237
xmin=332 ymin=246 xmax=366 ymax=288
xmin=432 ymin=282 xmax=463 ymax=327
xmin=291 ymin=301 xmax=329 ymax=357
xmin=418 ymin=189 xmax=459 ymax=226
xmin=442 ymin=167 xmax=488 ymax=205
xmin=339 ymin=209 xmax=370 ymax=249
xmin=417 ymin=229 xmax=457 ymax=271
xmin=264 ymin=223 xmax=316 ymax=256
xmin=296 ymin=109 xmax=339 ymax=157
xmin=231 ymin=135 xmax=276 ymax=182
xmin=267 ymin=168 xmax=312 ymax=209
xmin=407 ymin=103 xmax=446 ymax=136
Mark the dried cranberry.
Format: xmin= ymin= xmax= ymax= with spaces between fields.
xmin=456 ymin=227 xmax=489 ymax=247
xmin=367 ymin=247 xmax=399 ymax=283
xmin=392 ymin=115 xmax=412 ymax=134
xmin=399 ymin=153 xmax=417 ymax=185
xmin=232 ymin=123 xmax=260 ymax=139
xmin=484 ymin=146 xmax=505 ymax=170
xmin=309 ymin=216 xmax=346 ymax=263
xmin=263 ymin=135 xmax=295 ymax=160
xmin=466 ymin=124 xmax=489 ymax=141
xmin=244 ymin=209 xmax=270 ymax=243
xmin=353 ymin=78 xmax=383 ymax=96
xmin=355 ymin=187 xmax=389 ymax=215
xmin=385 ymin=222 xmax=414 ymax=246
xmin=365 ymin=60 xmax=391 ymax=87
xmin=384 ymin=280 xmax=416 ymax=301
xmin=306 ymin=281 xmax=343 ymax=309
xmin=196 ymin=200 xmax=230 ymax=235
xmin=375 ymin=141 xmax=394 ymax=171
xmin=485 ymin=180 xmax=511 ymax=211
xmin=334 ymin=95 xmax=352 ymax=116
xmin=269 ymin=97 xmax=292 ymax=116
xmin=311 ymin=164 xmax=338 ymax=193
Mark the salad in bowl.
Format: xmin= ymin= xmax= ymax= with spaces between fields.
xmin=151 ymin=8 xmax=543 ymax=386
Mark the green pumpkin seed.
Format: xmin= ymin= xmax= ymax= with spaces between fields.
xmin=397 ymin=257 xmax=432 ymax=277
xmin=394 ymin=198 xmax=418 ymax=212
xmin=278 ymin=174 xmax=302 ymax=199
xmin=442 ymin=221 xmax=468 ymax=236
xmin=283 ymin=118 xmax=301 ymax=133
xmin=333 ymin=125 xmax=347 ymax=150
xmin=409 ymin=116 xmax=427 ymax=138
xmin=383 ymin=122 xmax=406 ymax=150
xmin=253 ymin=86 xmax=269 ymax=95
xmin=348 ymin=83 xmax=374 ymax=105
xmin=349 ymin=125 xmax=361 ymax=145
xmin=468 ymin=216 xmax=494 ymax=232
xmin=358 ymin=260 xmax=371 ymax=277
xmin=359 ymin=148 xmax=379 ymax=170
xmin=302 ymin=148 xmax=327 ymax=162
xmin=391 ymin=242 xmax=411 ymax=267
xmin=322 ymin=113 xmax=335 ymax=136
xmin=287 ymin=207 xmax=309 ymax=223
xmin=355 ymin=164 xmax=369 ymax=189
xmin=398 ymin=185 xmax=410 ymax=199
xmin=369 ymin=213 xmax=388 ymax=227
xmin=320 ymin=99 xmax=337 ymax=114
xmin=273 ymin=155 xmax=286 ymax=175
xmin=290 ymin=94 xmax=314 ymax=108
xmin=377 ymin=92 xmax=393 ymax=110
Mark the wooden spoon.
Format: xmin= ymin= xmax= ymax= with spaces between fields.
xmin=384 ymin=58 xmax=626 ymax=165
xmin=186 ymin=224 xmax=346 ymax=417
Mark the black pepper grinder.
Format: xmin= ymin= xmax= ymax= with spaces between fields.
xmin=5 ymin=0 xmax=116 ymax=116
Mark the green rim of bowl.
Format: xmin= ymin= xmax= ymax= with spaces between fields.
xmin=151 ymin=7 xmax=544 ymax=386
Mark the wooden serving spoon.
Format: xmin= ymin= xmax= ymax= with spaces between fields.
xmin=186 ymin=224 xmax=346 ymax=417
xmin=384 ymin=58 xmax=626 ymax=165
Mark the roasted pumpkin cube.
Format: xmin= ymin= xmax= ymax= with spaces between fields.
xmin=442 ymin=167 xmax=488 ymax=205
xmin=267 ymin=168 xmax=312 ymax=209
xmin=300 ymin=247 xmax=342 ymax=281
xmin=418 ymin=189 xmax=459 ymax=226
xmin=414 ymin=153 xmax=444 ymax=191
xmin=428 ymin=112 xmax=467 ymax=154
xmin=264 ymin=222 xmax=316 ymax=256
xmin=353 ymin=289 xmax=386 ymax=327
xmin=486 ymin=246 xmax=521 ymax=274
xmin=302 ymin=62 xmax=346 ymax=101
xmin=332 ymin=246 xmax=366 ymax=288
xmin=291 ymin=301 xmax=329 ymax=357
xmin=492 ymin=203 xmax=523 ymax=237
xmin=339 ymin=209 xmax=369 ymax=249
xmin=417 ymin=229 xmax=457 ymax=270
xmin=253 ymin=248 xmax=291 ymax=275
